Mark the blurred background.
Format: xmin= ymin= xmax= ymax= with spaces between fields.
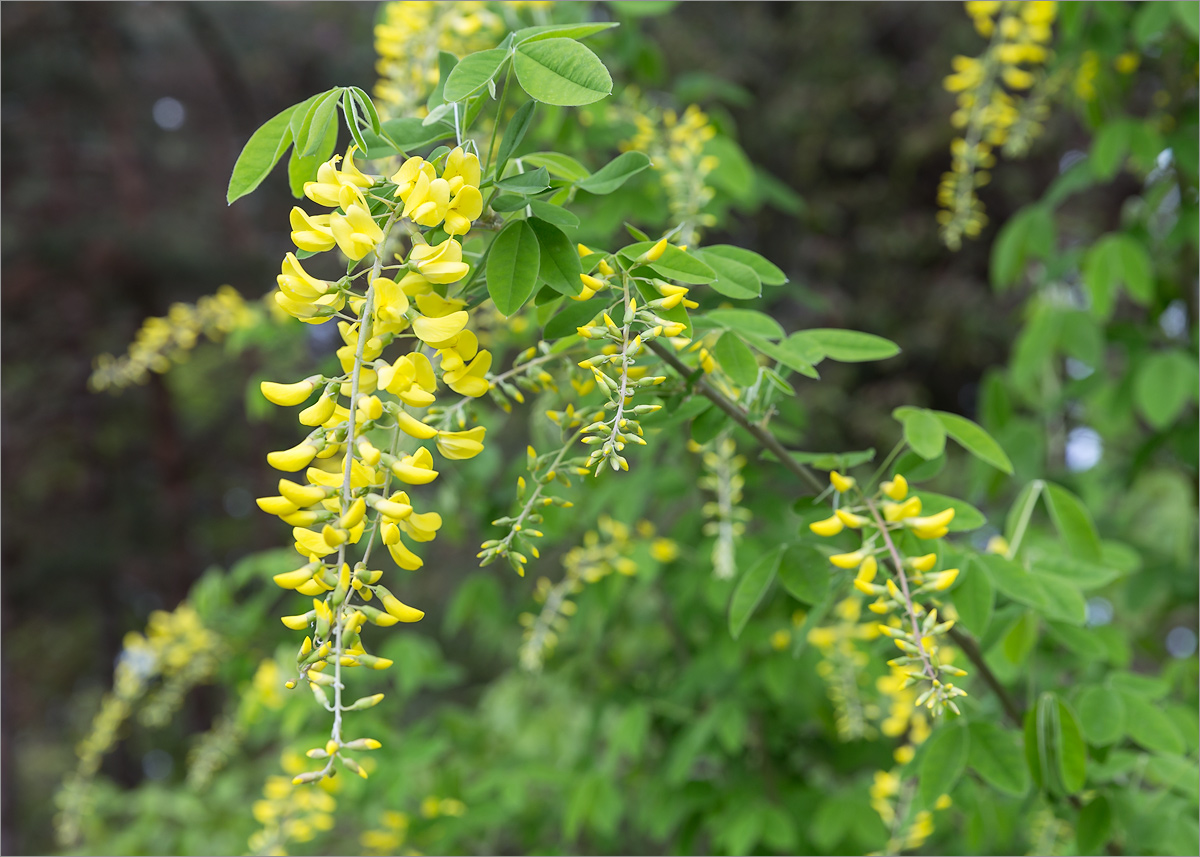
xmin=3 ymin=2 xmax=1194 ymax=855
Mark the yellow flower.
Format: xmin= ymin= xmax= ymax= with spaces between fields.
xmin=372 ymin=276 xmax=410 ymax=326
xmin=410 ymin=310 xmax=468 ymax=345
xmin=443 ymin=185 xmax=483 ymax=236
xmin=391 ymin=447 xmax=439 ymax=485
xmin=401 ymin=173 xmax=450 ymax=227
xmin=409 ymin=238 xmax=469 ymax=284
xmin=436 ymin=426 xmax=486 ymax=460
xmin=304 ymin=147 xmax=374 ymax=208
xmin=441 ymin=147 xmax=481 ymax=194
xmin=290 ymin=207 xmax=336 ymax=252
xmin=330 ymin=192 xmax=386 ymax=261
xmin=278 ymin=253 xmax=332 ymax=302
xmin=391 ymin=157 xmax=435 ymax=199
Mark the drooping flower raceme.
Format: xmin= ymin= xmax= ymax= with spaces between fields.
xmin=257 ymin=144 xmax=492 ymax=784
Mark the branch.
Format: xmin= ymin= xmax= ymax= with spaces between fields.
xmin=648 ymin=341 xmax=824 ymax=493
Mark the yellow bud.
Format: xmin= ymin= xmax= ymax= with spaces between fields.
xmin=835 ymin=508 xmax=868 ymax=529
xmin=830 ymin=471 xmax=855 ymax=493
xmin=909 ymin=553 xmax=937 ymax=572
xmin=279 ymin=479 xmax=328 ymax=508
xmin=856 ymin=555 xmax=878 ymax=582
xmin=381 ymin=593 xmax=425 ymax=623
xmin=261 ymin=379 xmax=315 ymax=407
xmin=809 ymin=515 xmax=844 ymax=537
xmin=644 ymin=237 xmax=669 ymax=262
xmin=830 ymin=549 xmax=868 ymax=569
xmin=882 ymin=473 xmax=908 ymax=501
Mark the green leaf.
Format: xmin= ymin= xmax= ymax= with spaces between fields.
xmin=728 ymin=547 xmax=783 ymax=639
xmin=340 ymin=89 xmax=368 ymax=154
xmin=287 ymin=111 xmax=338 ymax=198
xmin=443 ymin=49 xmax=508 ymax=102
xmin=967 ymin=723 xmax=1030 ymax=796
xmin=1043 ymin=482 xmax=1101 ymax=562
xmin=1030 ymin=553 xmax=1121 ymax=591
xmin=975 ymin=554 xmax=1085 ymax=625
xmin=750 ymin=336 xmax=819 ymax=379
xmin=777 ymin=543 xmax=828 ymax=605
xmin=513 ymin=22 xmax=620 ymax=43
xmin=347 ymin=86 xmax=381 ymax=134
xmin=1076 ymin=685 xmax=1125 ymax=746
xmin=1045 ymin=622 xmax=1108 ymax=660
xmin=227 ymin=103 xmax=300 ymax=204
xmin=713 ymin=332 xmax=759 ymax=387
xmin=487 ymin=220 xmax=540 ymax=316
xmin=513 ymin=38 xmax=612 ymax=106
xmin=298 ymin=89 xmax=340 ymax=158
xmin=932 ymin=411 xmax=1013 ymax=474
xmin=704 ymin=308 xmax=784 ymax=341
xmin=527 ymin=199 xmax=579 ymax=228
xmin=894 ymin=407 xmax=947 ymax=460
xmin=619 ymin=242 xmax=715 ymax=284
xmin=528 ymin=218 xmax=584 ymax=297
xmin=496 ymin=99 xmax=536 ymax=169
xmin=792 ymin=329 xmax=900 ymax=363
xmin=520 ymin=151 xmax=592 ymax=182
xmin=543 ymin=296 xmax=607 ymax=340
xmin=1121 ymin=691 xmax=1185 ymax=755
xmin=694 ymin=250 xmax=762 ymax=299
xmin=919 ymin=722 xmax=970 ymax=807
xmin=1028 ymin=693 xmax=1086 ymax=795
xmin=494 ymin=166 xmax=551 ymax=194
xmin=1003 ymin=480 xmax=1043 ymax=546
xmin=1034 ymin=574 xmax=1088 ymax=626
xmin=701 ymin=245 xmax=787 ymax=285
xmin=577 ymin=151 xmax=652 ymax=194
xmin=953 ymin=561 xmax=993 ymax=637
xmin=912 ymin=491 xmax=986 ymax=532
xmin=1003 ymin=610 xmax=1039 ymax=665
xmin=1135 ymin=349 xmax=1195 ymax=430
xmin=288 ymin=91 xmax=331 ymax=154
xmin=991 ymin=206 xmax=1054 ymax=290
xmin=1056 ymin=701 xmax=1087 ymax=794
xmin=1076 ymin=796 xmax=1112 ymax=856
xmin=1083 ymin=233 xmax=1156 ymax=319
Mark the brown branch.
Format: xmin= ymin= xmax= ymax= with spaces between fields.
xmin=648 ymin=341 xmax=824 ymax=492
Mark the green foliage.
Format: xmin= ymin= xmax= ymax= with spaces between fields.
xmin=48 ymin=3 xmax=1198 ymax=856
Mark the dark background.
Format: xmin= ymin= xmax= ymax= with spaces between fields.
xmin=1 ymin=3 xmax=1083 ymax=853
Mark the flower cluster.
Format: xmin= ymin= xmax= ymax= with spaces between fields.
xmin=55 ymin=604 xmax=222 ymax=847
xmin=808 ymin=471 xmax=968 ymax=716
xmin=89 ymin=285 xmax=255 ymax=391
xmin=248 ymin=751 xmax=338 ymax=856
xmin=373 ymin=1 xmax=505 ymax=119
xmin=258 ymin=143 xmax=492 ymax=784
xmin=938 ymin=1 xmax=1058 ymax=249
xmin=519 ymin=517 xmax=678 ymax=670
xmin=691 ymin=433 xmax=750 ymax=580
xmin=615 ymin=95 xmax=720 ymax=244
xmin=574 ymin=238 xmax=693 ymax=474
